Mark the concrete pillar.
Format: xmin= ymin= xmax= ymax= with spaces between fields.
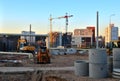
xmin=59 ymin=32 xmax=62 ymax=46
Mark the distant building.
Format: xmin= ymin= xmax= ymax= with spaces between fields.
xmin=21 ymin=31 xmax=35 ymax=44
xmin=46 ymin=32 xmax=72 ymax=48
xmin=46 ymin=32 xmax=62 ymax=48
xmin=62 ymin=32 xmax=72 ymax=47
xmin=87 ymin=27 xmax=95 ymax=43
xmin=105 ymin=24 xmax=118 ymax=46
xmin=0 ymin=33 xmax=47 ymax=51
xmin=72 ymin=26 xmax=95 ymax=48
xmin=98 ymin=36 xmax=105 ymax=48
xmin=52 ymin=32 xmax=60 ymax=47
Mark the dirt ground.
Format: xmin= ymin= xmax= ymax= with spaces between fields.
xmin=24 ymin=53 xmax=89 ymax=67
xmin=0 ymin=53 xmax=120 ymax=81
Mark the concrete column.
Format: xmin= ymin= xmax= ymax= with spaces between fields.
xmin=91 ymin=36 xmax=93 ymax=47
xmin=59 ymin=32 xmax=62 ymax=46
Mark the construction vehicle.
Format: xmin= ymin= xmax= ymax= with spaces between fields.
xmin=37 ymin=46 xmax=50 ymax=64
xmin=37 ymin=41 xmax=50 ymax=64
xmin=17 ymin=24 xmax=35 ymax=54
xmin=36 ymin=40 xmax=50 ymax=64
xmin=106 ymin=40 xmax=120 ymax=55
xmin=17 ymin=38 xmax=35 ymax=54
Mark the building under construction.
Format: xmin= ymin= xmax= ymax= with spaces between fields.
xmin=47 ymin=32 xmax=72 ymax=48
xmin=0 ymin=33 xmax=47 ymax=52
xmin=49 ymin=13 xmax=73 ymax=48
xmin=72 ymin=27 xmax=95 ymax=48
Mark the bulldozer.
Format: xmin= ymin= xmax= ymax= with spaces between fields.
xmin=17 ymin=38 xmax=35 ymax=54
xmin=106 ymin=40 xmax=120 ymax=55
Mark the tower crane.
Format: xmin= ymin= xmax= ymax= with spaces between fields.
xmin=49 ymin=15 xmax=60 ymax=47
xmin=49 ymin=13 xmax=73 ymax=47
xmin=58 ymin=13 xmax=73 ymax=33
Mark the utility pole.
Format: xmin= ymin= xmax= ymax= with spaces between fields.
xmin=49 ymin=15 xmax=53 ymax=47
xmin=96 ymin=11 xmax=99 ymax=49
xmin=109 ymin=14 xmax=115 ymax=48
xmin=29 ymin=24 xmax=31 ymax=45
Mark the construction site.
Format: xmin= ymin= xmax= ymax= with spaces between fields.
xmin=0 ymin=50 xmax=120 ymax=81
xmin=0 ymin=13 xmax=120 ymax=81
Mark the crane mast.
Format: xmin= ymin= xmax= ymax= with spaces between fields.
xmin=58 ymin=13 xmax=73 ymax=33
xmin=49 ymin=15 xmax=53 ymax=47
xmin=29 ymin=24 xmax=31 ymax=45
xmin=49 ymin=15 xmax=60 ymax=47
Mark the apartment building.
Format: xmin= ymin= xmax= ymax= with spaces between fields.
xmin=72 ymin=27 xmax=95 ymax=48
xmin=105 ymin=24 xmax=118 ymax=46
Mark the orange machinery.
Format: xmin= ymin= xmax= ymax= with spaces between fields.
xmin=37 ymin=47 xmax=50 ymax=64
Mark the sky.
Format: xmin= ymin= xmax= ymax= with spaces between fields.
xmin=0 ymin=0 xmax=120 ymax=35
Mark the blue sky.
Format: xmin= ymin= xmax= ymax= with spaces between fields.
xmin=0 ymin=0 xmax=120 ymax=35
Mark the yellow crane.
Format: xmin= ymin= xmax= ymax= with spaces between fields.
xmin=49 ymin=15 xmax=60 ymax=47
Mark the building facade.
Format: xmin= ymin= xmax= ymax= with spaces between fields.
xmin=21 ymin=31 xmax=35 ymax=44
xmin=72 ymin=27 xmax=95 ymax=48
xmin=105 ymin=24 xmax=118 ymax=46
xmin=46 ymin=32 xmax=72 ymax=48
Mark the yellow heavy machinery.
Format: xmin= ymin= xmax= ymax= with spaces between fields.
xmin=17 ymin=24 xmax=35 ymax=54
xmin=37 ymin=46 xmax=50 ymax=64
xmin=17 ymin=38 xmax=35 ymax=54
xmin=35 ymin=40 xmax=50 ymax=64
xmin=106 ymin=40 xmax=120 ymax=55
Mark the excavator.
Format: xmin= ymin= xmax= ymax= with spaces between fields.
xmin=17 ymin=24 xmax=35 ymax=54
xmin=17 ymin=37 xmax=35 ymax=54
xmin=17 ymin=38 xmax=50 ymax=64
xmin=106 ymin=40 xmax=120 ymax=55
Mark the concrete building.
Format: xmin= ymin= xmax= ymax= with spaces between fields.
xmin=72 ymin=35 xmax=92 ymax=48
xmin=105 ymin=24 xmax=118 ymax=46
xmin=46 ymin=32 xmax=62 ymax=48
xmin=87 ymin=27 xmax=95 ymax=43
xmin=46 ymin=32 xmax=72 ymax=48
xmin=98 ymin=36 xmax=105 ymax=48
xmin=72 ymin=27 xmax=95 ymax=48
xmin=21 ymin=31 xmax=35 ymax=44
xmin=62 ymin=32 xmax=72 ymax=47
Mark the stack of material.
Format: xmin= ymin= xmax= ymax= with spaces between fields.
xmin=0 ymin=52 xmax=33 ymax=66
xmin=112 ymin=48 xmax=120 ymax=79
xmin=89 ymin=49 xmax=108 ymax=78
xmin=112 ymin=69 xmax=120 ymax=78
